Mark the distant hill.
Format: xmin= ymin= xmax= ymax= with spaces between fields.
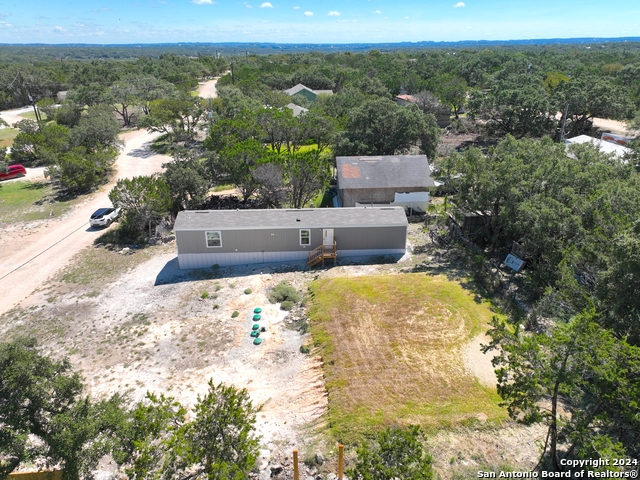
xmin=1 ymin=37 xmax=640 ymax=60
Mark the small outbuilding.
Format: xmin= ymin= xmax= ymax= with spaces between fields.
xmin=174 ymin=207 xmax=408 ymax=269
xmin=335 ymin=155 xmax=436 ymax=209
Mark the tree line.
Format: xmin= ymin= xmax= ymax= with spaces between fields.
xmin=0 ymin=338 xmax=435 ymax=479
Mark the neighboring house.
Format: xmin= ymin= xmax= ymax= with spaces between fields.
xmin=283 ymin=83 xmax=333 ymax=103
xmin=285 ymin=103 xmax=309 ymax=117
xmin=336 ymin=155 xmax=436 ymax=209
xmin=395 ymin=94 xmax=450 ymax=127
xmin=174 ymin=207 xmax=408 ymax=269
xmin=565 ymin=134 xmax=631 ymax=160
xmin=56 ymin=91 xmax=68 ymax=102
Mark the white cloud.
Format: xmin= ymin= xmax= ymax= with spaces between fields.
xmin=0 ymin=21 xmax=13 ymax=28
xmin=293 ymin=5 xmax=300 ymax=9
xmin=244 ymin=2 xmax=252 ymax=7
xmin=372 ymin=10 xmax=381 ymax=14
xmin=260 ymin=2 xmax=273 ymax=7
xmin=303 ymin=11 xmax=313 ymax=16
xmin=404 ymin=16 xmax=409 ymax=19
xmin=54 ymin=26 xmax=67 ymax=32
xmin=328 ymin=11 xmax=340 ymax=16
xmin=454 ymin=2 xmax=465 ymax=7
xmin=192 ymin=0 xmax=214 ymax=4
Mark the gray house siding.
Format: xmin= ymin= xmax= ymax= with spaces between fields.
xmin=174 ymin=208 xmax=407 ymax=269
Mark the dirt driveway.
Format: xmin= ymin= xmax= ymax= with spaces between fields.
xmin=0 ymin=129 xmax=170 ymax=315
xmin=197 ymin=77 xmax=221 ymax=99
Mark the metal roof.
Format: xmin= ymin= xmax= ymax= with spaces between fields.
xmin=286 ymin=103 xmax=309 ymax=117
xmin=283 ymin=83 xmax=315 ymax=96
xmin=336 ymin=155 xmax=436 ymax=190
xmin=565 ymin=135 xmax=631 ymax=159
xmin=174 ymin=207 xmax=408 ymax=231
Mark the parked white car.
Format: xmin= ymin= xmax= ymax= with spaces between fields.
xmin=89 ymin=207 xmax=120 ymax=228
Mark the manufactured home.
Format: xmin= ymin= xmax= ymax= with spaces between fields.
xmin=174 ymin=207 xmax=408 ymax=269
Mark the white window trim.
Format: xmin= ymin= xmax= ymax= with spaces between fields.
xmin=299 ymin=228 xmax=311 ymax=246
xmin=205 ymin=230 xmax=222 ymax=248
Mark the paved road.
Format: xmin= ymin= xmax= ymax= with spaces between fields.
xmin=0 ymin=129 xmax=170 ymax=315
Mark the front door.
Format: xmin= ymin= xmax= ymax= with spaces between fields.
xmin=323 ymin=229 xmax=334 ymax=245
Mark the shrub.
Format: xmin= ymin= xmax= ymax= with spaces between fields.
xmin=231 ymin=311 xmax=240 ymax=318
xmin=201 ymin=291 xmax=210 ymax=299
xmin=299 ymin=344 xmax=311 ymax=354
xmin=244 ymin=288 xmax=253 ymax=295
xmin=268 ymin=282 xmax=301 ymax=305
xmin=280 ymin=300 xmax=294 ymax=311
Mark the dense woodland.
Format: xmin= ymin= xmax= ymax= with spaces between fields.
xmin=1 ymin=42 xmax=640 ymax=476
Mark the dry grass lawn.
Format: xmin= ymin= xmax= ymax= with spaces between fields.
xmin=308 ymin=274 xmax=507 ymax=440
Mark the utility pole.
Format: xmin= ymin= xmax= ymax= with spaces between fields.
xmin=25 ymin=83 xmax=42 ymax=126
xmin=560 ymin=102 xmax=570 ymax=142
xmin=230 ymin=63 xmax=235 ymax=85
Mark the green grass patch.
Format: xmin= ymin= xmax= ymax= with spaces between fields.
xmin=0 ymin=127 xmax=18 ymax=148
xmin=56 ymin=245 xmax=158 ymax=286
xmin=211 ymin=184 xmax=236 ymax=192
xmin=18 ymin=111 xmax=39 ymax=121
xmin=0 ymin=181 xmax=78 ymax=223
xmin=308 ymin=274 xmax=507 ymax=441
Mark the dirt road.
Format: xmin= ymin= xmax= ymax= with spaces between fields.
xmin=196 ymin=77 xmax=221 ymax=99
xmin=0 ymin=106 xmax=32 ymax=126
xmin=0 ymin=129 xmax=170 ymax=315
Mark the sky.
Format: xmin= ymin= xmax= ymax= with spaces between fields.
xmin=0 ymin=0 xmax=638 ymax=45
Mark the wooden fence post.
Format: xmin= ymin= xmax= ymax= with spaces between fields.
xmin=338 ymin=443 xmax=344 ymax=479
xmin=293 ymin=449 xmax=299 ymax=480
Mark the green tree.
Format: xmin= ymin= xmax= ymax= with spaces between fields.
xmin=348 ymin=425 xmax=434 ymax=480
xmin=162 ymin=147 xmax=211 ymax=213
xmin=0 ymin=338 xmax=128 ymax=480
xmin=468 ymin=74 xmax=555 ymax=138
xmin=555 ymin=75 xmax=634 ymax=137
xmin=299 ymin=110 xmax=336 ymax=153
xmin=484 ymin=312 xmax=640 ymax=471
xmin=109 ymin=175 xmax=172 ymax=237
xmin=11 ymin=120 xmax=70 ymax=166
xmin=334 ymin=98 xmax=439 ymax=158
xmin=123 ymin=381 xmax=261 ymax=480
xmin=139 ymin=96 xmax=204 ymax=143
xmin=436 ymin=74 xmax=467 ymax=119
xmin=69 ymin=104 xmax=122 ymax=151
xmin=283 ymin=150 xmax=331 ymax=208
xmin=254 ymin=107 xmax=297 ymax=154
xmin=217 ymin=139 xmax=274 ymax=202
xmin=46 ymin=146 xmax=117 ymax=195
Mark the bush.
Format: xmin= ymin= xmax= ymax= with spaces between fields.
xmin=280 ymin=300 xmax=294 ymax=311
xmin=348 ymin=425 xmax=434 ymax=480
xmin=244 ymin=288 xmax=252 ymax=295
xmin=231 ymin=311 xmax=240 ymax=318
xmin=201 ymin=291 xmax=210 ymax=299
xmin=268 ymin=282 xmax=301 ymax=305
xmin=299 ymin=344 xmax=311 ymax=354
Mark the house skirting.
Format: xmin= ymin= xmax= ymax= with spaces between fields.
xmin=177 ymin=248 xmax=406 ymax=269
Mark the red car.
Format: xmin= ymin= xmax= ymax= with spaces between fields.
xmin=0 ymin=164 xmax=27 ymax=181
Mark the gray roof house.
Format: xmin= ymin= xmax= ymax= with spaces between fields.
xmin=174 ymin=207 xmax=407 ymax=269
xmin=335 ymin=155 xmax=436 ymax=209
xmin=283 ymin=83 xmax=333 ymax=103
xmin=285 ymin=103 xmax=309 ymax=117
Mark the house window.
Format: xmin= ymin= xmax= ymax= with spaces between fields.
xmin=205 ymin=231 xmax=222 ymax=248
xmin=299 ymin=229 xmax=310 ymax=246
